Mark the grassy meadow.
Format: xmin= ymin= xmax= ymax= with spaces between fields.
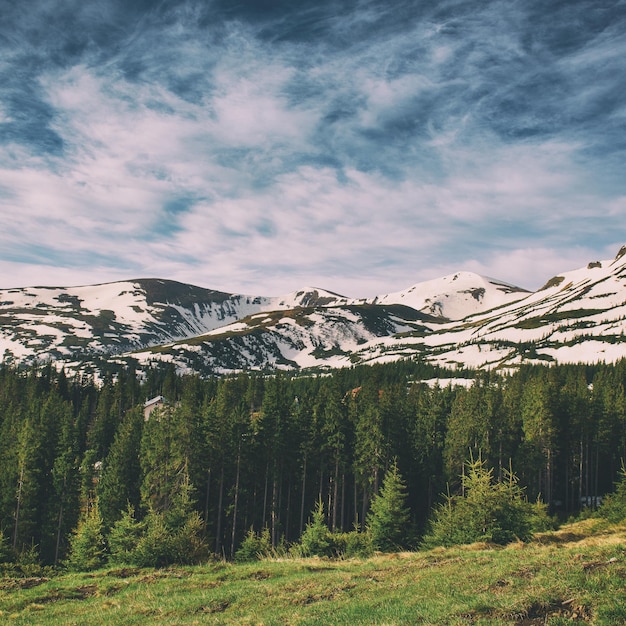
xmin=1 ymin=519 xmax=625 ymax=625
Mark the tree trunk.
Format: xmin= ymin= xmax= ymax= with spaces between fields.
xmin=271 ymin=473 xmax=278 ymax=548
xmin=340 ymin=472 xmax=345 ymax=532
xmin=13 ymin=465 xmax=24 ymax=550
xmin=230 ymin=442 xmax=241 ymax=559
xmin=54 ymin=502 xmax=64 ymax=566
xmin=331 ymin=453 xmax=339 ymax=532
xmin=299 ymin=453 xmax=307 ymax=536
xmin=204 ymin=468 xmax=211 ymax=524
xmin=215 ymin=465 xmax=224 ymax=555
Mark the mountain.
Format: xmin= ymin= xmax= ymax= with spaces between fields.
xmin=367 ymin=272 xmax=529 ymax=320
xmin=0 ymin=280 xmax=347 ymax=367
xmin=1 ymin=248 xmax=625 ymax=375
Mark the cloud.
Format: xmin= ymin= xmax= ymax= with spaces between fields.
xmin=0 ymin=0 xmax=625 ymax=297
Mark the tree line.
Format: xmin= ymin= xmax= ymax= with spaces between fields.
xmin=0 ymin=357 xmax=625 ymax=568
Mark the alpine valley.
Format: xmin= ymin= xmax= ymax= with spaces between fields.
xmin=2 ymin=246 xmax=626 ymax=377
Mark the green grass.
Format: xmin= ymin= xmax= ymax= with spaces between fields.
xmin=1 ymin=520 xmax=626 ymax=625
xmin=514 ymin=309 xmax=606 ymax=330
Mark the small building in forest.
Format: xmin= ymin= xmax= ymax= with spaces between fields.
xmin=144 ymin=395 xmax=166 ymax=421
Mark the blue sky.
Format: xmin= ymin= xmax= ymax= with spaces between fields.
xmin=1 ymin=0 xmax=625 ymax=296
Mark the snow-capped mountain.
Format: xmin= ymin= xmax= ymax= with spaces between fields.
xmin=1 ymin=247 xmax=626 ymax=375
xmin=0 ymin=280 xmax=348 ymax=367
xmin=367 ymin=272 xmax=529 ymax=320
xmin=419 ymin=246 xmax=626 ymax=370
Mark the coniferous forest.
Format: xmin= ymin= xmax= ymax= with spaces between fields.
xmin=1 ymin=358 xmax=626 ymax=569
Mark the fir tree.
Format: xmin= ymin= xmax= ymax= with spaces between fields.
xmin=297 ymin=499 xmax=334 ymax=557
xmin=599 ymin=466 xmax=626 ymax=523
xmin=108 ymin=504 xmax=146 ymax=565
xmin=235 ymin=527 xmax=271 ymax=562
xmin=65 ymin=503 xmax=106 ymax=571
xmin=422 ymin=457 xmax=534 ymax=549
xmin=367 ymin=461 xmax=411 ymax=552
xmin=0 ymin=528 xmax=11 ymax=563
xmin=97 ymin=407 xmax=143 ymax=530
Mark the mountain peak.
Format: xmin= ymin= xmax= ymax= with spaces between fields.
xmin=372 ymin=272 xmax=529 ymax=320
xmin=274 ymin=287 xmax=349 ymax=308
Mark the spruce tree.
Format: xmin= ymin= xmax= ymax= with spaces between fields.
xmin=422 ymin=457 xmax=534 ymax=549
xmin=235 ymin=527 xmax=271 ymax=562
xmin=0 ymin=529 xmax=11 ymax=563
xmin=108 ymin=505 xmax=146 ymax=565
xmin=367 ymin=461 xmax=411 ymax=552
xmin=12 ymin=417 xmax=42 ymax=553
xmin=65 ymin=503 xmax=106 ymax=571
xmin=97 ymin=407 xmax=143 ymax=530
xmin=599 ymin=467 xmax=626 ymax=523
xmin=298 ymin=499 xmax=334 ymax=557
xmin=49 ymin=406 xmax=81 ymax=565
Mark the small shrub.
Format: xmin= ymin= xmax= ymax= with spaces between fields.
xmin=65 ymin=505 xmax=106 ymax=571
xmin=235 ymin=527 xmax=272 ymax=563
xmin=295 ymin=500 xmax=335 ymax=557
xmin=367 ymin=461 xmax=412 ymax=552
xmin=170 ymin=511 xmax=209 ymax=564
xmin=422 ymin=458 xmax=535 ymax=549
xmin=108 ymin=505 xmax=146 ymax=565
xmin=529 ymin=498 xmax=558 ymax=532
xmin=334 ymin=529 xmax=374 ymax=558
xmin=122 ymin=509 xmax=208 ymax=568
xmin=132 ymin=513 xmax=174 ymax=568
xmin=599 ymin=468 xmax=626 ymax=523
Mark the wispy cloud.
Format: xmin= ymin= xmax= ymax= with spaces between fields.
xmin=0 ymin=0 xmax=625 ymax=295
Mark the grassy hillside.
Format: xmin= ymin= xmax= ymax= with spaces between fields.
xmin=1 ymin=520 xmax=625 ymax=625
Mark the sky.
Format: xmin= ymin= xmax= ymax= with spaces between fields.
xmin=1 ymin=0 xmax=625 ymax=297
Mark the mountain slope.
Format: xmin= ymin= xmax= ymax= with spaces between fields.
xmin=413 ymin=247 xmax=626 ymax=370
xmin=368 ymin=272 xmax=529 ymax=320
xmin=130 ymin=304 xmax=436 ymax=373
xmin=0 ymin=280 xmax=348 ymax=366
xmin=127 ymin=248 xmax=626 ymax=373
xmin=1 ymin=248 xmax=625 ymax=375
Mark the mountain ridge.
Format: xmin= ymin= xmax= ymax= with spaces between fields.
xmin=1 ymin=247 xmax=625 ymax=375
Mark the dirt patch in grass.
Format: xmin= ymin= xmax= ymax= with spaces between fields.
xmin=490 ymin=578 xmax=513 ymax=592
xmin=74 ymin=584 xmax=99 ymax=598
xmin=286 ymin=581 xmax=357 ymax=606
xmin=196 ymin=599 xmax=231 ymax=614
xmin=0 ymin=577 xmax=49 ymax=590
xmin=28 ymin=584 xmax=102 ymax=605
xmin=581 ymin=556 xmax=620 ymax=572
xmin=462 ymin=599 xmax=592 ymax=625
xmin=106 ymin=567 xmax=141 ymax=578
xmin=514 ymin=598 xmax=591 ymax=624
xmin=136 ymin=568 xmax=192 ymax=585
xmin=512 ymin=565 xmax=540 ymax=580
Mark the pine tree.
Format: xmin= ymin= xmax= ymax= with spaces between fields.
xmin=297 ymin=499 xmax=334 ymax=557
xmin=367 ymin=461 xmax=411 ymax=552
xmin=49 ymin=406 xmax=81 ymax=565
xmin=65 ymin=503 xmax=106 ymax=571
xmin=519 ymin=376 xmax=557 ymax=503
xmin=422 ymin=457 xmax=534 ymax=549
xmin=599 ymin=466 xmax=626 ymax=523
xmin=235 ymin=527 xmax=271 ymax=562
xmin=12 ymin=417 xmax=42 ymax=553
xmin=352 ymin=383 xmax=386 ymax=527
xmin=108 ymin=504 xmax=146 ymax=565
xmin=97 ymin=407 xmax=143 ymax=530
xmin=0 ymin=528 xmax=11 ymax=563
